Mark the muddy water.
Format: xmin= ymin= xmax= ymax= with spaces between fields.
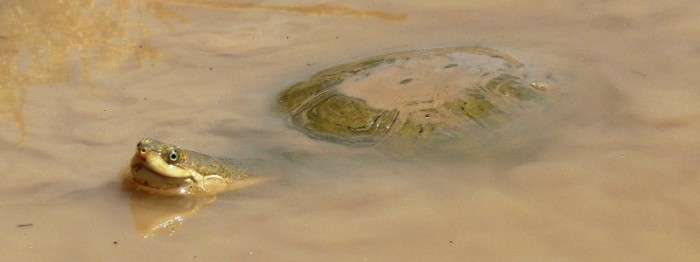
xmin=2 ymin=0 xmax=700 ymax=260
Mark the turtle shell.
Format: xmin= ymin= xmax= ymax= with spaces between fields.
xmin=279 ymin=46 xmax=549 ymax=146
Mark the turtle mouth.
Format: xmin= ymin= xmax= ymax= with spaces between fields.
xmin=130 ymin=164 xmax=186 ymax=188
xmin=130 ymin=153 xmax=170 ymax=179
xmin=129 ymin=154 xmax=192 ymax=192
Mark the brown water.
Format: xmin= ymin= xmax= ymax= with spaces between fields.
xmin=2 ymin=0 xmax=700 ymax=260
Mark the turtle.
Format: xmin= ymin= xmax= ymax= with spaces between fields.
xmin=128 ymin=46 xmax=552 ymax=196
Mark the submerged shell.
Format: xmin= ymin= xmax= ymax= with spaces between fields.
xmin=279 ymin=46 xmax=550 ymax=146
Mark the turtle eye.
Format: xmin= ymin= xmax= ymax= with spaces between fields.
xmin=167 ymin=150 xmax=179 ymax=162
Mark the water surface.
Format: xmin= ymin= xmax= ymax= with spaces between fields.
xmin=2 ymin=0 xmax=699 ymax=260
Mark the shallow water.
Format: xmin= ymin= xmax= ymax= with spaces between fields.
xmin=2 ymin=0 xmax=700 ymax=260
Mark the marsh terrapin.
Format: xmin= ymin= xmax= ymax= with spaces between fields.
xmin=129 ymin=46 xmax=553 ymax=196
